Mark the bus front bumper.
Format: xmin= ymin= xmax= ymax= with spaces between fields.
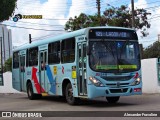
xmin=87 ymin=84 xmax=142 ymax=99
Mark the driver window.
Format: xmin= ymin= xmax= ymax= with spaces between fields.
xmin=126 ymin=44 xmax=135 ymax=59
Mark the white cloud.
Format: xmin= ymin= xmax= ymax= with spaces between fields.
xmin=4 ymin=0 xmax=68 ymax=46
xmin=68 ymin=0 xmax=97 ymax=18
xmin=134 ymin=0 xmax=147 ymax=9
xmin=3 ymin=0 xmax=160 ymax=48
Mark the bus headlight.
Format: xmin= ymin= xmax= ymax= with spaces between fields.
xmin=89 ymin=76 xmax=104 ymax=87
xmin=130 ymin=77 xmax=141 ymax=86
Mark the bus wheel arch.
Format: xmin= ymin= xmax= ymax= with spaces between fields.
xmin=62 ymin=79 xmax=79 ymax=105
xmin=26 ymin=79 xmax=41 ymax=100
xmin=62 ymin=79 xmax=71 ymax=97
xmin=26 ymin=79 xmax=31 ymax=89
xmin=26 ymin=80 xmax=35 ymax=100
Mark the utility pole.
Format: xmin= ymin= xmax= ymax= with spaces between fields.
xmin=96 ymin=0 xmax=101 ymax=25
xmin=96 ymin=0 xmax=101 ymax=17
xmin=29 ymin=34 xmax=32 ymax=44
xmin=131 ymin=0 xmax=135 ymax=29
xmin=158 ymin=34 xmax=160 ymax=42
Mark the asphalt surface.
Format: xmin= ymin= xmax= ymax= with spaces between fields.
xmin=0 ymin=93 xmax=160 ymax=120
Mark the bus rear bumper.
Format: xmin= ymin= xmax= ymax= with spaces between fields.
xmin=87 ymin=84 xmax=142 ymax=99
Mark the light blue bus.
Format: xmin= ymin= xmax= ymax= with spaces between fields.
xmin=12 ymin=27 xmax=142 ymax=105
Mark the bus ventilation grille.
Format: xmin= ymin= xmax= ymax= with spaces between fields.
xmin=102 ymin=76 xmax=133 ymax=81
xmin=109 ymin=88 xmax=128 ymax=93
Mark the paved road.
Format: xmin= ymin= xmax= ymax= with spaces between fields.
xmin=0 ymin=93 xmax=160 ymax=120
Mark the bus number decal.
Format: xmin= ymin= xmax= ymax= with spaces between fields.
xmin=95 ymin=73 xmax=101 ymax=76
xmin=101 ymin=73 xmax=107 ymax=76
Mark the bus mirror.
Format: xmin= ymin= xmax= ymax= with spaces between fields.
xmin=87 ymin=46 xmax=90 ymax=55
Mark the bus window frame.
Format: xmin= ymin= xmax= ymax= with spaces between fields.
xmin=13 ymin=51 xmax=19 ymax=69
xmin=48 ymin=41 xmax=60 ymax=65
xmin=28 ymin=47 xmax=38 ymax=67
xmin=61 ymin=37 xmax=76 ymax=64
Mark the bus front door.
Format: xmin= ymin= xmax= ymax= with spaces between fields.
xmin=20 ymin=54 xmax=26 ymax=91
xmin=77 ymin=42 xmax=87 ymax=96
xmin=39 ymin=51 xmax=47 ymax=93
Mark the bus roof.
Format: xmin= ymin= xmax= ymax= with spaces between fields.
xmin=13 ymin=26 xmax=135 ymax=52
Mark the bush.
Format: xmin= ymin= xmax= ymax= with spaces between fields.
xmin=4 ymin=58 xmax=12 ymax=72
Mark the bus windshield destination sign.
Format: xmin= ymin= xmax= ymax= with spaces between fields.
xmin=89 ymin=29 xmax=138 ymax=40
xmin=95 ymin=31 xmax=130 ymax=38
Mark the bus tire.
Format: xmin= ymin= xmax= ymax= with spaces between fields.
xmin=65 ymin=83 xmax=78 ymax=105
xmin=36 ymin=94 xmax=42 ymax=99
xmin=106 ymin=96 xmax=120 ymax=103
xmin=27 ymin=82 xmax=36 ymax=100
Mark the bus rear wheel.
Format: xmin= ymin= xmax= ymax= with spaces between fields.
xmin=106 ymin=96 xmax=120 ymax=103
xmin=27 ymin=82 xmax=37 ymax=100
xmin=65 ymin=83 xmax=79 ymax=105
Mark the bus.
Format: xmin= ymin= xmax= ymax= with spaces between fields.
xmin=12 ymin=26 xmax=142 ymax=105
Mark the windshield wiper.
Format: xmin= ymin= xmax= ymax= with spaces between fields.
xmin=100 ymin=39 xmax=120 ymax=73
xmin=100 ymin=39 xmax=117 ymax=64
xmin=119 ymin=40 xmax=129 ymax=60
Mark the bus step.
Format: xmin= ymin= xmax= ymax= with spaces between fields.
xmin=41 ymin=93 xmax=48 ymax=96
xmin=78 ymin=95 xmax=88 ymax=98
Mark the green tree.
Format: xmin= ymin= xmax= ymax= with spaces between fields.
xmin=142 ymin=41 xmax=160 ymax=59
xmin=65 ymin=13 xmax=101 ymax=31
xmin=65 ymin=5 xmax=151 ymax=37
xmin=0 ymin=0 xmax=17 ymax=22
xmin=4 ymin=58 xmax=12 ymax=72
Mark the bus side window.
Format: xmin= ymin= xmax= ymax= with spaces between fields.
xmin=61 ymin=38 xmax=75 ymax=63
xmin=48 ymin=41 xmax=60 ymax=64
xmin=13 ymin=52 xmax=19 ymax=69
xmin=28 ymin=47 xmax=38 ymax=66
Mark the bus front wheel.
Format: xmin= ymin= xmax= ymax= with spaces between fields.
xmin=65 ymin=83 xmax=78 ymax=105
xmin=106 ymin=96 xmax=120 ymax=103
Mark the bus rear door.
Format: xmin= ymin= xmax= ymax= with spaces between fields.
xmin=19 ymin=50 xmax=26 ymax=91
xmin=12 ymin=51 xmax=21 ymax=91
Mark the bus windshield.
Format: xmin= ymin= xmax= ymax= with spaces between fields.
xmin=89 ymin=40 xmax=140 ymax=73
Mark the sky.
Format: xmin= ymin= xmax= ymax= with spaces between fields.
xmin=2 ymin=0 xmax=160 ymax=48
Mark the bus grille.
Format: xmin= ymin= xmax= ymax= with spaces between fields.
xmin=102 ymin=76 xmax=133 ymax=81
xmin=106 ymin=83 xmax=129 ymax=87
xmin=109 ymin=88 xmax=128 ymax=93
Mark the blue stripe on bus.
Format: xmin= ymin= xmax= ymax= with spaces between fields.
xmin=46 ymin=65 xmax=56 ymax=94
